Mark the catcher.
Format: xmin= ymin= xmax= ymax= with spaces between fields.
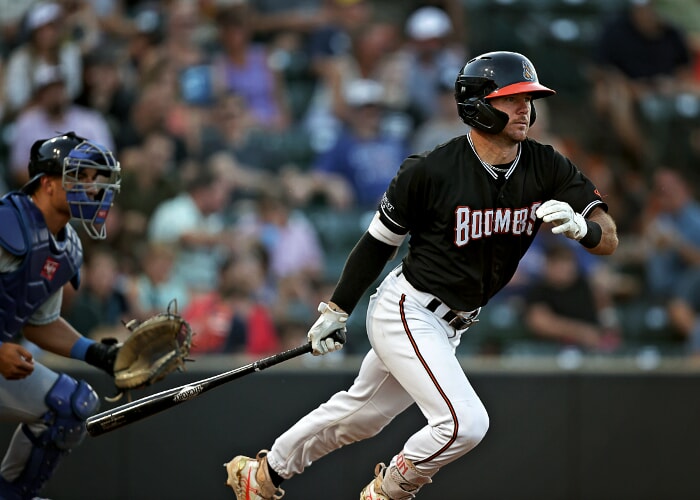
xmin=0 ymin=132 xmax=192 ymax=500
xmin=0 ymin=132 xmax=123 ymax=499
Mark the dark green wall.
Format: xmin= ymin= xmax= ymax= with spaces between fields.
xmin=7 ymin=358 xmax=700 ymax=500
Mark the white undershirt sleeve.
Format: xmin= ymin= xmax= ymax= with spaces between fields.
xmin=367 ymin=212 xmax=407 ymax=247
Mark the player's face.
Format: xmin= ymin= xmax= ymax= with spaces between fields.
xmin=489 ymin=93 xmax=532 ymax=142
xmin=49 ymin=167 xmax=103 ymax=217
xmin=65 ymin=167 xmax=103 ymax=200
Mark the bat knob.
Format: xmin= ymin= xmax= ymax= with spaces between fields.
xmin=331 ymin=329 xmax=347 ymax=345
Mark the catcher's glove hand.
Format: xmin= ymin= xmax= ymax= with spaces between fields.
xmin=112 ymin=300 xmax=193 ymax=394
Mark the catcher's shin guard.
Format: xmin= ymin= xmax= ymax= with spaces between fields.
xmin=0 ymin=374 xmax=98 ymax=499
xmin=224 ymin=450 xmax=284 ymax=500
xmin=360 ymin=453 xmax=432 ymax=500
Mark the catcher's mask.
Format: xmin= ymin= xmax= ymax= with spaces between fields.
xmin=23 ymin=132 xmax=121 ymax=240
xmin=454 ymin=51 xmax=555 ymax=134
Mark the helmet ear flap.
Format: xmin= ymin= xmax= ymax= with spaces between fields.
xmin=530 ymin=102 xmax=537 ymax=126
xmin=459 ymin=97 xmax=509 ymax=134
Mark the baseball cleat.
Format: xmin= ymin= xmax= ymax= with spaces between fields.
xmin=224 ymin=450 xmax=284 ymax=500
xmin=359 ymin=463 xmax=390 ymax=500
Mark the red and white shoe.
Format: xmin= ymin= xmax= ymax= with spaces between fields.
xmin=224 ymin=450 xmax=284 ymax=500
xmin=360 ymin=463 xmax=390 ymax=500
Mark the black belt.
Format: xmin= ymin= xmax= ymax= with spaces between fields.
xmin=427 ymin=298 xmax=478 ymax=330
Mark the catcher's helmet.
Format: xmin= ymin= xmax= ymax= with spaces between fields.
xmin=27 ymin=131 xmax=84 ymax=181
xmin=24 ymin=131 xmax=121 ymax=240
xmin=455 ymin=51 xmax=555 ymax=134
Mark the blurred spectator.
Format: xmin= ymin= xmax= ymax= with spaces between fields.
xmin=60 ymin=0 xmax=103 ymax=55
xmin=88 ymin=0 xmax=142 ymax=43
xmin=75 ymin=44 xmax=135 ymax=140
xmin=124 ymin=3 xmax=166 ymax=89
xmin=274 ymin=315 xmax=313 ymax=351
xmin=117 ymin=131 xmax=181 ymax=238
xmin=147 ymin=167 xmax=234 ymax=296
xmin=0 ymin=1 xmax=35 ymax=56
xmin=667 ymin=268 xmax=700 ymax=355
xmin=126 ymin=242 xmax=190 ymax=321
xmin=3 ymin=2 xmax=82 ymax=118
xmin=249 ymin=0 xmax=327 ymax=39
xmin=302 ymin=0 xmax=374 ymax=150
xmin=116 ymin=72 xmax=187 ymax=160
xmin=235 ymin=184 xmax=326 ymax=283
xmin=344 ymin=20 xmax=413 ymax=141
xmin=63 ymin=246 xmax=132 ymax=340
xmin=162 ymin=0 xmax=210 ymax=73
xmin=589 ymin=0 xmax=696 ymax=168
xmin=642 ymin=168 xmax=700 ymax=300
xmin=198 ymin=91 xmax=311 ymax=174
xmin=288 ymin=79 xmax=409 ymax=210
xmin=8 ymin=64 xmax=114 ymax=187
xmin=411 ymin=66 xmax=467 ymax=153
xmin=398 ymin=5 xmax=466 ymax=125
xmin=523 ymin=242 xmax=620 ymax=352
xmin=211 ymin=4 xmax=291 ymax=131
xmin=183 ymin=250 xmax=280 ymax=356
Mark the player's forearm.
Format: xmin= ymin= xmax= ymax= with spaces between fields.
xmin=585 ymin=209 xmax=618 ymax=256
xmin=22 ymin=317 xmax=85 ymax=357
xmin=526 ymin=306 xmax=601 ymax=347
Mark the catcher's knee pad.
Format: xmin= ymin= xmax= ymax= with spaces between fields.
xmin=0 ymin=374 xmax=99 ymax=499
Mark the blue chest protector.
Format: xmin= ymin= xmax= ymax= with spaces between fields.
xmin=0 ymin=192 xmax=83 ymax=340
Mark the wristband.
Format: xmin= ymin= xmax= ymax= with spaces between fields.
xmin=579 ymin=220 xmax=602 ymax=248
xmin=70 ymin=337 xmax=95 ymax=360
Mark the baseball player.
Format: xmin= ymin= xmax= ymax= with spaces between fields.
xmin=224 ymin=51 xmax=619 ymax=499
xmin=0 ymin=132 xmax=123 ymax=499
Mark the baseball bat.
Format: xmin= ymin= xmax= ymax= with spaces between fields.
xmin=86 ymin=332 xmax=344 ymax=437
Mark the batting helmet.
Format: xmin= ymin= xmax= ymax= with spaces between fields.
xmin=455 ymin=51 xmax=555 ymax=134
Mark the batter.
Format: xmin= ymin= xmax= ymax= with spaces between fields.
xmin=225 ymin=51 xmax=619 ymax=499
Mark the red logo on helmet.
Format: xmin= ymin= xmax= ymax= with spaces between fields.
xmin=41 ymin=257 xmax=60 ymax=281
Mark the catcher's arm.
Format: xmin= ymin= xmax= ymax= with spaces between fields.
xmin=69 ymin=335 xmax=120 ymax=375
xmin=23 ymin=318 xmax=120 ymax=375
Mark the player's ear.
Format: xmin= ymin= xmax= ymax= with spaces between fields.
xmin=40 ymin=175 xmax=54 ymax=194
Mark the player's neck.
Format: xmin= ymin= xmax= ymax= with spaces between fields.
xmin=468 ymin=130 xmax=519 ymax=165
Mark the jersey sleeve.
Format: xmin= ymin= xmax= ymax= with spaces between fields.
xmin=27 ymin=288 xmax=62 ymax=326
xmin=548 ymin=150 xmax=607 ymax=217
xmin=377 ymin=154 xmax=430 ymax=235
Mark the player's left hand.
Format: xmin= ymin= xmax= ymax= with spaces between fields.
xmin=308 ymin=302 xmax=348 ymax=355
xmin=85 ymin=338 xmax=120 ymax=375
xmin=536 ymin=200 xmax=587 ymax=240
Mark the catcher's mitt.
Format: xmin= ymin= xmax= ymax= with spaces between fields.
xmin=113 ymin=300 xmax=193 ymax=392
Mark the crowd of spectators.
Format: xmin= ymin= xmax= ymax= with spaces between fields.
xmin=2 ymin=0 xmax=700 ymax=360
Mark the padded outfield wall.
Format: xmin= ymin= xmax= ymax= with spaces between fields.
xmin=7 ymin=355 xmax=700 ymax=500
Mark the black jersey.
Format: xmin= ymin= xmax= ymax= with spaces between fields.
xmin=378 ymin=135 xmax=606 ymax=311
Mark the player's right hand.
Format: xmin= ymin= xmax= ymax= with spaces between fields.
xmin=0 ymin=342 xmax=35 ymax=380
xmin=307 ymin=302 xmax=348 ymax=356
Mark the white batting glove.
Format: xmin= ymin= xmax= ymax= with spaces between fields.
xmin=536 ymin=200 xmax=588 ymax=240
xmin=308 ymin=302 xmax=348 ymax=356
